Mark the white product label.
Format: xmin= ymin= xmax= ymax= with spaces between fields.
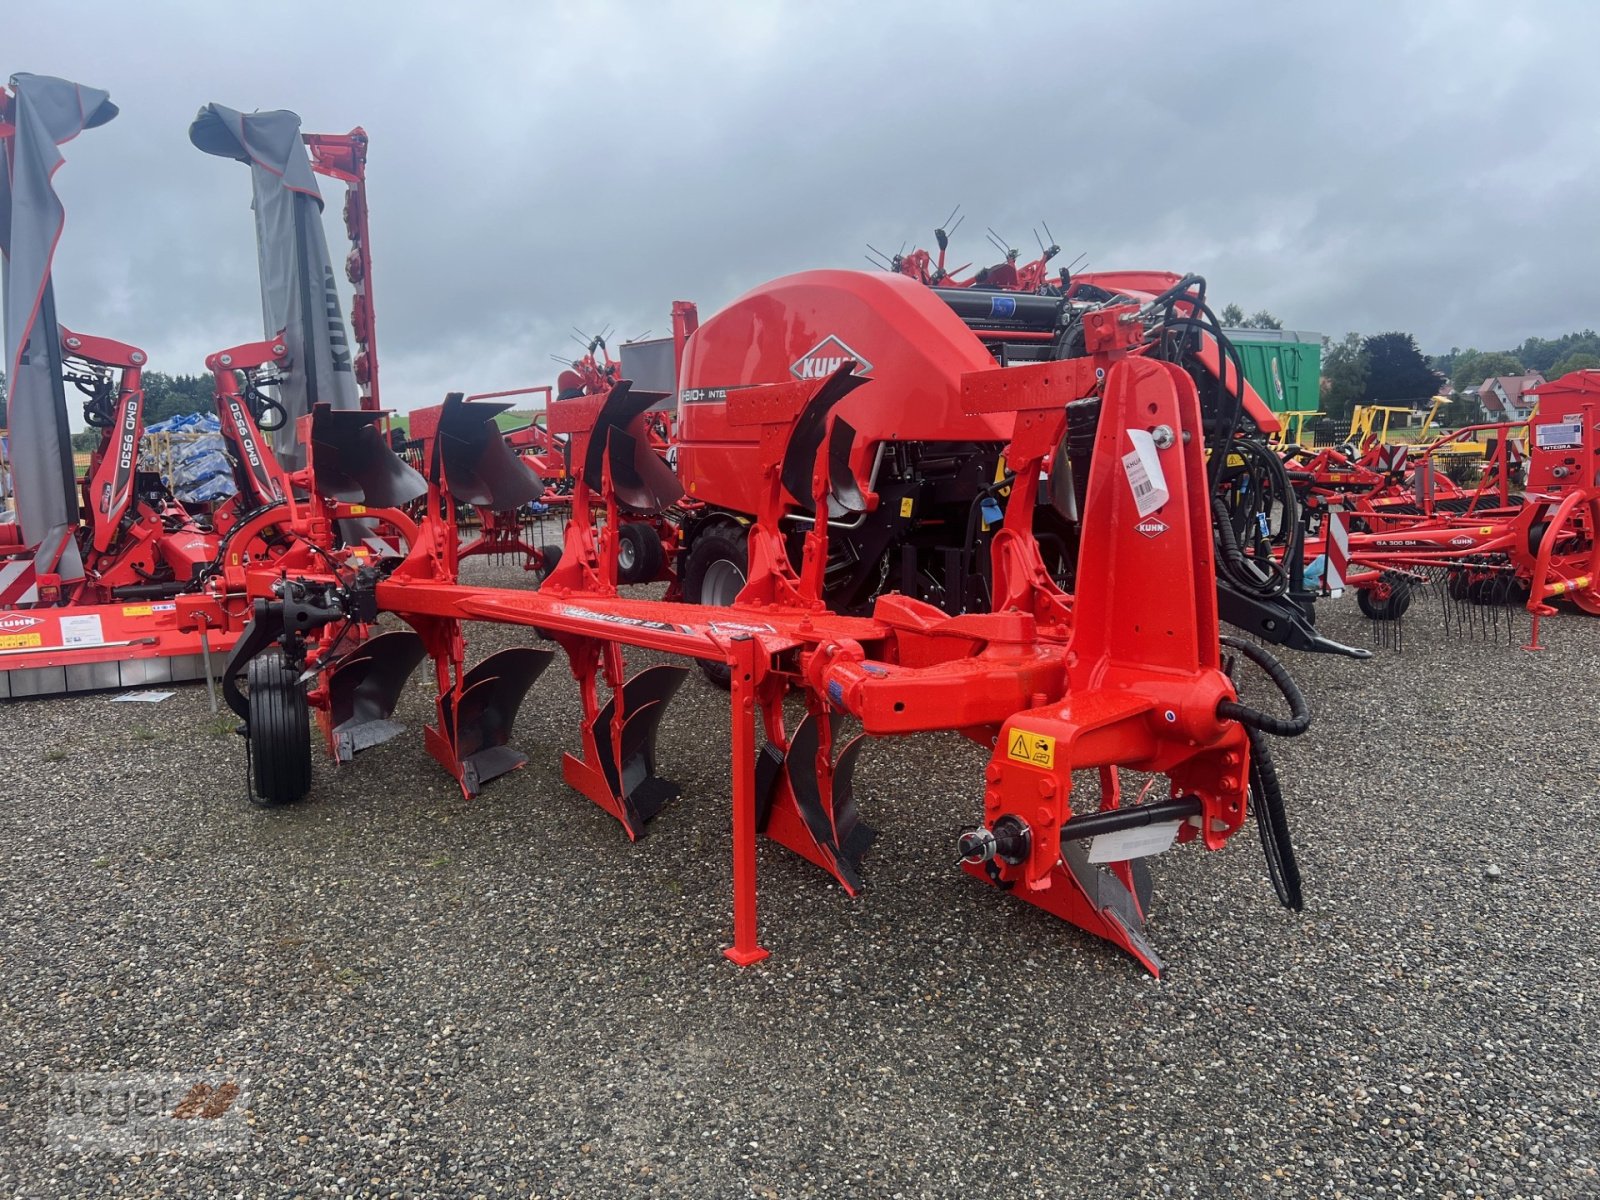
xmin=1121 ymin=429 xmax=1170 ymax=518
xmin=59 ymin=613 xmax=105 ymax=646
xmin=1086 ymin=819 xmax=1182 ymax=863
xmin=1535 ymin=421 xmax=1582 ymax=450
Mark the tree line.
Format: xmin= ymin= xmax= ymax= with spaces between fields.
xmin=1222 ymin=306 xmax=1446 ymax=424
xmin=1429 ymin=332 xmax=1600 ymax=394
xmin=1325 ymin=328 xmax=1600 ymax=428
xmin=0 ymin=369 xmax=215 ymax=451
xmin=1321 ymin=331 xmax=1446 ymax=424
xmin=1225 ymin=305 xmax=1600 ymax=427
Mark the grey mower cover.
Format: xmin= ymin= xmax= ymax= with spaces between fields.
xmin=1 ymin=73 xmax=118 ymax=585
xmin=190 ymin=103 xmax=359 ymax=468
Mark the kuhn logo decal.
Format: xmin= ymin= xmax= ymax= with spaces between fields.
xmin=1449 ymin=535 xmax=1475 ymax=547
xmin=790 ymin=335 xmax=872 ymax=381
xmin=1135 ymin=517 xmax=1169 ymax=538
xmin=0 ymin=614 xmax=44 ymax=632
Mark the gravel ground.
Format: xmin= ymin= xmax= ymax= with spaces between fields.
xmin=1 ymin=562 xmax=1597 ymax=1198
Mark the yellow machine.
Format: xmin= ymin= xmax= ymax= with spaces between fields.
xmin=1269 ymin=410 xmax=1322 ymax=448
xmin=1347 ymin=397 xmax=1487 ymax=459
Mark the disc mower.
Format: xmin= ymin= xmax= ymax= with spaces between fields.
xmin=1 ymin=73 xmax=234 ymax=697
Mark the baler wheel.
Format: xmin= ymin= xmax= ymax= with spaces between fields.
xmin=683 ymin=524 xmax=749 ymax=689
xmin=617 ymin=522 xmax=665 ymax=584
xmin=1357 ymin=573 xmax=1412 ymax=621
xmin=246 ymin=651 xmax=312 ymax=807
xmin=534 ymin=543 xmax=563 ymax=584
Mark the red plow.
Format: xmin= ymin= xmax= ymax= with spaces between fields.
xmin=5 ymin=79 xmax=1325 ymax=973
xmin=219 ymin=301 xmax=1313 ymax=975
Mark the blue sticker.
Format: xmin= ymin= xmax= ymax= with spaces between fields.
xmin=828 ymin=680 xmax=844 ymax=708
xmin=990 ymin=295 xmax=1017 ymax=318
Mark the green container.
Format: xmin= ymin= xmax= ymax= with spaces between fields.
xmin=1222 ymin=328 xmax=1323 ymax=414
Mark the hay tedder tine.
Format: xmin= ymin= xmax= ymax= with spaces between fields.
xmin=327 ymin=628 xmax=428 ymax=761
xmin=563 ymin=663 xmax=690 ymax=839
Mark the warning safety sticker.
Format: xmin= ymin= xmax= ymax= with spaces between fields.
xmin=1006 ymin=728 xmax=1056 ymax=769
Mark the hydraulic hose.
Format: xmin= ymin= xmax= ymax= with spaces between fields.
xmin=1211 ymin=493 xmax=1289 ymax=598
xmin=1247 ymin=726 xmax=1303 ymax=910
xmin=1215 ymin=634 xmax=1311 ymax=737
xmin=1210 ymin=436 xmax=1300 ymax=601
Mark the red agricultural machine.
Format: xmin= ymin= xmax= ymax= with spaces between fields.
xmin=1 ymin=74 xmax=234 ymax=697
xmin=1326 ymin=370 xmax=1600 ymax=644
xmin=876 ymin=209 xmax=1073 ymax=296
xmin=6 ymin=80 xmax=1329 ymax=973
xmin=631 ymin=266 xmax=1356 ymax=675
xmin=0 ymin=77 xmax=414 ymax=700
xmin=217 ymin=257 xmax=1319 ymax=975
xmin=436 ymin=334 xmax=683 ymax=585
xmin=424 ymin=383 xmax=562 ymax=574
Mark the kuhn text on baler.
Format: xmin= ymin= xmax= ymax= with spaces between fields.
xmin=221 ymin=291 xmax=1313 ymax=974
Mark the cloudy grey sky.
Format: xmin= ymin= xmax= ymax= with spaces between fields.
xmin=9 ymin=1 xmax=1597 ymax=416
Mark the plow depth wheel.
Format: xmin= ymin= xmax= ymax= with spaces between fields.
xmin=247 ymin=651 xmax=312 ymax=807
xmin=1358 ymin=572 xmax=1412 ymax=621
xmin=683 ymin=525 xmax=749 ymax=689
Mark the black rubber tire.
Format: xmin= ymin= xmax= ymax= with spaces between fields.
xmin=617 ymin=522 xmax=666 ymax=585
xmin=534 ymin=543 xmax=562 ymax=584
xmin=1528 ymin=520 xmax=1550 ymax=558
xmin=1357 ymin=573 xmax=1412 ymax=621
xmin=682 ymin=524 xmax=749 ymax=689
xmin=247 ymin=651 xmax=311 ymax=807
